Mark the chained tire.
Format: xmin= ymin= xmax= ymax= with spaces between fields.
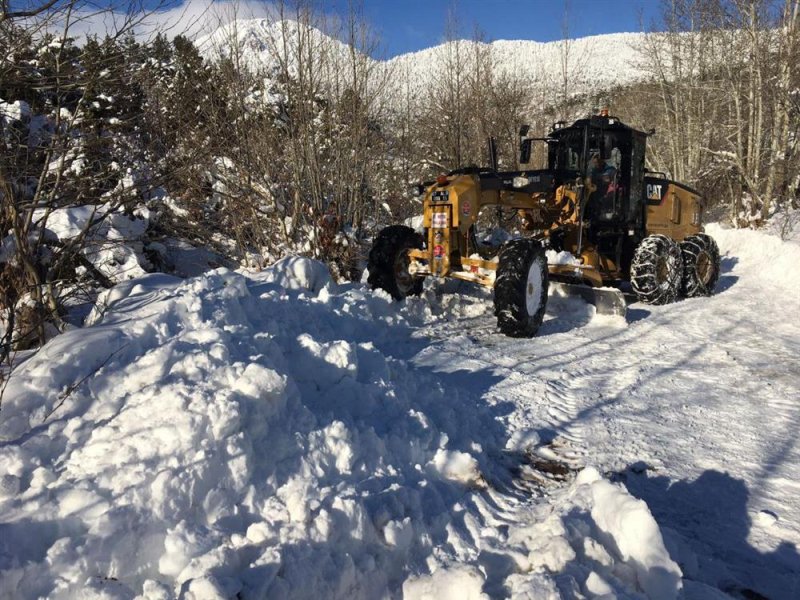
xmin=494 ymin=239 xmax=549 ymax=337
xmin=367 ymin=225 xmax=424 ymax=300
xmin=630 ymin=234 xmax=683 ymax=305
xmin=680 ymin=233 xmax=720 ymax=297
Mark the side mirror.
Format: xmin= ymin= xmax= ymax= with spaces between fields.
xmin=518 ymin=124 xmax=530 ymax=137
xmin=520 ymin=138 xmax=532 ymax=164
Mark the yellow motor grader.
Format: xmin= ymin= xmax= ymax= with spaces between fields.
xmin=368 ymin=112 xmax=721 ymax=337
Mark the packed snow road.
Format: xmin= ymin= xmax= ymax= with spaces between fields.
xmin=411 ymin=224 xmax=800 ymax=599
xmin=0 ymin=224 xmax=798 ymax=599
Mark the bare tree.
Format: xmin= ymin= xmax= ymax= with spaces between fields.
xmin=0 ymin=0 xmax=176 ymax=365
xmin=634 ymin=0 xmax=800 ymax=227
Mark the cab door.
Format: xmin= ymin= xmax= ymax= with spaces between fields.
xmin=629 ymin=133 xmax=646 ymax=227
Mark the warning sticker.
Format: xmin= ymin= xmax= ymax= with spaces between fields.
xmin=462 ymin=201 xmax=471 ymax=215
xmin=433 ymin=244 xmax=445 ymax=259
xmin=432 ymin=213 xmax=448 ymax=228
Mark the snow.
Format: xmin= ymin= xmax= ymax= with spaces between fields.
xmin=545 ymin=249 xmax=581 ymax=266
xmin=387 ymin=32 xmax=647 ymax=100
xmin=1 ymin=223 xmax=799 ymax=599
xmin=507 ymin=467 xmax=681 ymax=599
xmin=0 ymin=98 xmax=31 ymax=122
xmin=404 ymin=214 xmax=424 ymax=233
xmin=146 ymin=239 xmax=226 ymax=279
xmin=196 ymin=19 xmax=648 ymax=105
xmin=403 ymin=565 xmax=489 ymax=600
xmin=258 ymin=255 xmax=334 ymax=294
xmin=581 ymin=468 xmax=682 ymax=600
xmin=27 ymin=204 xmax=154 ymax=283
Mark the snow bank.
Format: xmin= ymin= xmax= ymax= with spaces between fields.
xmin=0 ymin=258 xmax=679 ymax=599
xmin=582 ymin=469 xmax=682 ymax=600
xmin=258 ymin=255 xmax=334 ymax=294
xmin=707 ymin=223 xmax=800 ymax=309
xmin=508 ymin=467 xmax=682 ymax=600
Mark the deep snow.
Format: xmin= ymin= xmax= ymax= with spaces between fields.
xmin=1 ymin=223 xmax=799 ymax=599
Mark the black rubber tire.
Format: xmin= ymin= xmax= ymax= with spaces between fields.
xmin=367 ymin=225 xmax=424 ymax=300
xmin=630 ymin=234 xmax=683 ymax=305
xmin=681 ymin=233 xmax=721 ymax=297
xmin=494 ymin=239 xmax=549 ymax=337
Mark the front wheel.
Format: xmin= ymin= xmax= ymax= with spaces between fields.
xmin=680 ymin=233 xmax=720 ymax=297
xmin=367 ymin=225 xmax=423 ymax=300
xmin=494 ymin=239 xmax=549 ymax=337
xmin=630 ymin=234 xmax=683 ymax=305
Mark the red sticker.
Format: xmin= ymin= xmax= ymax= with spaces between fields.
xmin=462 ymin=201 xmax=471 ymax=215
xmin=433 ymin=244 xmax=445 ymax=258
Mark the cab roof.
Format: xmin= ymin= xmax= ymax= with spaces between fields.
xmin=551 ymin=115 xmax=648 ymax=137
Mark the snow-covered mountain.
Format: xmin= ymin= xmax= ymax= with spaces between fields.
xmin=196 ymin=18 xmax=650 ymax=100
xmin=387 ymin=32 xmax=648 ymax=96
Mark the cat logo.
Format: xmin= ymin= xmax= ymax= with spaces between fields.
xmin=647 ymin=183 xmax=664 ymax=201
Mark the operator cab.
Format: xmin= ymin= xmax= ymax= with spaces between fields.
xmin=545 ymin=114 xmax=648 ymax=229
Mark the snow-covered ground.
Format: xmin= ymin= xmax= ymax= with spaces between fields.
xmin=1 ymin=224 xmax=799 ymax=599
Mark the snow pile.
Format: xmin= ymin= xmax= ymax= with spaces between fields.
xmin=507 ymin=467 xmax=682 ymax=600
xmin=706 ymin=223 xmax=800 ymax=307
xmin=257 ymin=255 xmax=334 ymax=294
xmin=0 ymin=259 xmax=680 ymax=599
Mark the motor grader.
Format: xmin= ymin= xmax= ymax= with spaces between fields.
xmin=368 ymin=112 xmax=721 ymax=337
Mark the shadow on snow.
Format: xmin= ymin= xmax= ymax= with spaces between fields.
xmin=619 ymin=467 xmax=800 ymax=600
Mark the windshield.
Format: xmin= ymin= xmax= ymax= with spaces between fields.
xmin=587 ymin=130 xmax=628 ymax=172
xmin=551 ymin=130 xmax=583 ymax=172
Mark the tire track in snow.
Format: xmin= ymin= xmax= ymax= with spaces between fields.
xmin=414 ymin=309 xmax=600 ymax=480
xmin=402 ymin=226 xmax=800 ymax=598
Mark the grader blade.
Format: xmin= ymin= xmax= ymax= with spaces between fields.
xmin=550 ymin=282 xmax=627 ymax=317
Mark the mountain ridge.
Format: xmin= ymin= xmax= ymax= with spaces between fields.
xmin=196 ymin=18 xmax=650 ymax=99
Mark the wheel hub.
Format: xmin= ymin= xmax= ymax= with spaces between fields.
xmin=525 ymin=260 xmax=543 ymax=315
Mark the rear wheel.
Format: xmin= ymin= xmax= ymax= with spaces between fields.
xmin=494 ymin=239 xmax=549 ymax=337
xmin=630 ymin=234 xmax=683 ymax=305
xmin=681 ymin=233 xmax=720 ymax=297
xmin=367 ymin=225 xmax=423 ymax=300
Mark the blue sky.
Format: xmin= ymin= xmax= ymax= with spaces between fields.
xmin=343 ymin=0 xmax=663 ymax=57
